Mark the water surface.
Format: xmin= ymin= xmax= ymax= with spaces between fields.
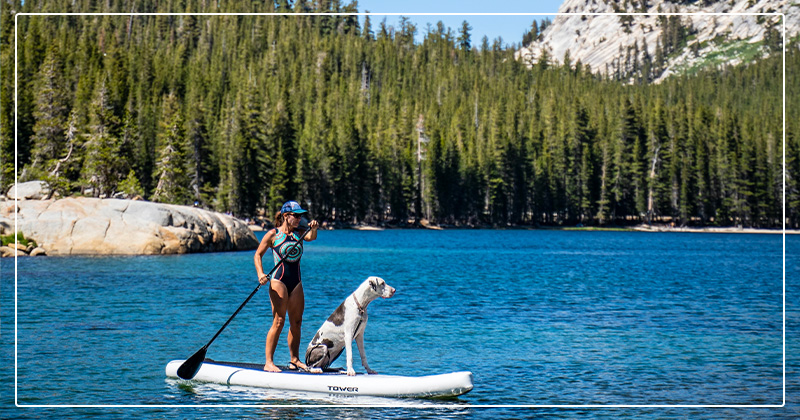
xmin=2 ymin=229 xmax=796 ymax=418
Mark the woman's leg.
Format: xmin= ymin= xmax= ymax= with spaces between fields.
xmin=286 ymin=282 xmax=307 ymax=368
xmin=264 ymin=280 xmax=289 ymax=372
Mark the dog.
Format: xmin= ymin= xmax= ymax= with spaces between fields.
xmin=305 ymin=276 xmax=395 ymax=376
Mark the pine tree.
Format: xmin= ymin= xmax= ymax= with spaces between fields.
xmin=646 ymin=97 xmax=668 ymax=223
xmin=44 ymin=110 xmax=81 ymax=198
xmin=29 ymin=46 xmax=70 ymax=178
xmin=0 ymin=2 xmax=16 ymax=190
xmin=184 ymin=97 xmax=211 ymax=204
xmin=83 ymin=78 xmax=124 ymax=197
xmin=457 ymin=21 xmax=472 ymax=52
xmin=232 ymin=86 xmax=269 ymax=216
xmin=522 ymin=20 xmax=539 ymax=47
xmin=362 ymin=12 xmax=373 ymax=40
xmin=151 ymin=93 xmax=189 ymax=204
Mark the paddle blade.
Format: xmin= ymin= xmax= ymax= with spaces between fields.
xmin=177 ymin=347 xmax=207 ymax=380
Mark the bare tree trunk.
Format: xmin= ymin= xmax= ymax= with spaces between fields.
xmin=647 ymin=145 xmax=660 ymax=224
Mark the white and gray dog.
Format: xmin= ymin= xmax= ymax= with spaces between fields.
xmin=305 ymin=276 xmax=395 ymax=376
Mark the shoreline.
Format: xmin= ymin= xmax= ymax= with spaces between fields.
xmin=630 ymin=224 xmax=798 ymax=235
xmin=247 ymin=223 xmax=799 ymax=235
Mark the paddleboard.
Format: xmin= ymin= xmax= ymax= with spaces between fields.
xmin=165 ymin=359 xmax=473 ymax=398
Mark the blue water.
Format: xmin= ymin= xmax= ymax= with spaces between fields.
xmin=2 ymin=229 xmax=798 ymax=418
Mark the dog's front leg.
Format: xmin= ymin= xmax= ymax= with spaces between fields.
xmin=355 ymin=333 xmax=376 ymax=375
xmin=344 ymin=328 xmax=356 ymax=376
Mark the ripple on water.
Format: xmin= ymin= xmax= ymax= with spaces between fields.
xmin=3 ymin=230 xmax=791 ymax=415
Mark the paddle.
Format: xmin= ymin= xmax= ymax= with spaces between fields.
xmin=177 ymin=216 xmax=313 ymax=380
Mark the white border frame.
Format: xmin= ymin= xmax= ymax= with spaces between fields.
xmin=12 ymin=11 xmax=787 ymax=409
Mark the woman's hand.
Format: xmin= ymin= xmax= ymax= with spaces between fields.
xmin=258 ymin=274 xmax=270 ymax=285
xmin=304 ymin=219 xmax=319 ymax=241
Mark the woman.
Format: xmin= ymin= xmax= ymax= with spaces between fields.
xmin=254 ymin=200 xmax=319 ymax=372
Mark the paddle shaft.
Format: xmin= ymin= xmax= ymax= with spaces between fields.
xmin=202 ymin=225 xmax=313 ymax=350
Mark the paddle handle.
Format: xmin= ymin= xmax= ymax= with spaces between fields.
xmin=202 ymin=225 xmax=313 ymax=349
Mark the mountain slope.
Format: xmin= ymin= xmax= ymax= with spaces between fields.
xmin=516 ymin=0 xmax=799 ymax=83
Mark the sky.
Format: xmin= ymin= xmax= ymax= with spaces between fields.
xmin=355 ymin=0 xmax=565 ymax=47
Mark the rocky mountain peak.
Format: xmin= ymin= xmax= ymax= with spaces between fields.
xmin=516 ymin=0 xmax=799 ymax=83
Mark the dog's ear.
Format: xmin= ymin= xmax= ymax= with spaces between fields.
xmin=370 ymin=278 xmax=377 ymax=291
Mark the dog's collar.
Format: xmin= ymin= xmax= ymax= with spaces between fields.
xmin=351 ymin=294 xmax=366 ymax=315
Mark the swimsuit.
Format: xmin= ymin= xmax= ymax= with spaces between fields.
xmin=271 ymin=228 xmax=304 ymax=295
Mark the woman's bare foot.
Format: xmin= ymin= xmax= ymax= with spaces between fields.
xmin=263 ymin=362 xmax=281 ymax=372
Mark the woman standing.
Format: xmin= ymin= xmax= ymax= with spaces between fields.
xmin=254 ymin=200 xmax=318 ymax=372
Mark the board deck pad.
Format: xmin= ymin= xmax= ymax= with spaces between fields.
xmin=204 ymin=358 xmax=348 ymax=375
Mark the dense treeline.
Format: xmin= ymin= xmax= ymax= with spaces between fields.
xmin=1 ymin=0 xmax=797 ymax=228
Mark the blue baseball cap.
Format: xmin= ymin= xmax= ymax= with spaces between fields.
xmin=281 ymin=200 xmax=308 ymax=214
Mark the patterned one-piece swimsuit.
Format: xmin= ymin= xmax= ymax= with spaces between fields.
xmin=270 ymin=228 xmax=304 ymax=294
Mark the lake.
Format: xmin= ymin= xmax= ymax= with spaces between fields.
xmin=2 ymin=229 xmax=798 ymax=418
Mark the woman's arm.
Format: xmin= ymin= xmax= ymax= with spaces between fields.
xmin=304 ymin=220 xmax=319 ymax=242
xmin=254 ymin=230 xmax=275 ymax=284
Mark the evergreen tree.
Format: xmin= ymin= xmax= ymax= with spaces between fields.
xmin=151 ymin=93 xmax=189 ymax=204
xmin=29 ymin=46 xmax=69 ymax=178
xmin=232 ymin=86 xmax=270 ymax=216
xmin=82 ymin=78 xmax=124 ymax=197
xmin=362 ymin=12 xmax=373 ymax=40
xmin=184 ymin=95 xmax=212 ymax=204
xmin=457 ymin=21 xmax=472 ymax=52
xmin=522 ymin=20 xmax=539 ymax=47
xmin=0 ymin=2 xmax=15 ymax=190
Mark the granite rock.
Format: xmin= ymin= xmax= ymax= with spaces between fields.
xmin=0 ymin=197 xmax=258 ymax=255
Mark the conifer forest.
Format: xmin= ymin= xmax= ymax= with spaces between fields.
xmin=1 ymin=0 xmax=798 ymax=228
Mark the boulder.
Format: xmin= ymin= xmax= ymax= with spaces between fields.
xmin=29 ymin=247 xmax=47 ymax=256
xmin=6 ymin=181 xmax=50 ymax=200
xmin=0 ymin=246 xmax=25 ymax=257
xmin=0 ymin=197 xmax=259 ymax=255
xmin=8 ymin=242 xmax=27 ymax=251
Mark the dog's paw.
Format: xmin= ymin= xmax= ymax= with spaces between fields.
xmin=366 ymin=368 xmax=377 ymax=375
xmin=346 ymin=369 xmax=356 ymax=376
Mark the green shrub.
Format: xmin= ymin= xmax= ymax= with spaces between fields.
xmin=1 ymin=232 xmax=37 ymax=248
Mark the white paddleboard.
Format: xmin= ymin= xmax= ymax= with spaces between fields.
xmin=165 ymin=359 xmax=473 ymax=398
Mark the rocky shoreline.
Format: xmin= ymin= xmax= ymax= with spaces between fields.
xmin=1 ymin=181 xmax=258 ymax=256
xmin=0 ymin=241 xmax=47 ymax=257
